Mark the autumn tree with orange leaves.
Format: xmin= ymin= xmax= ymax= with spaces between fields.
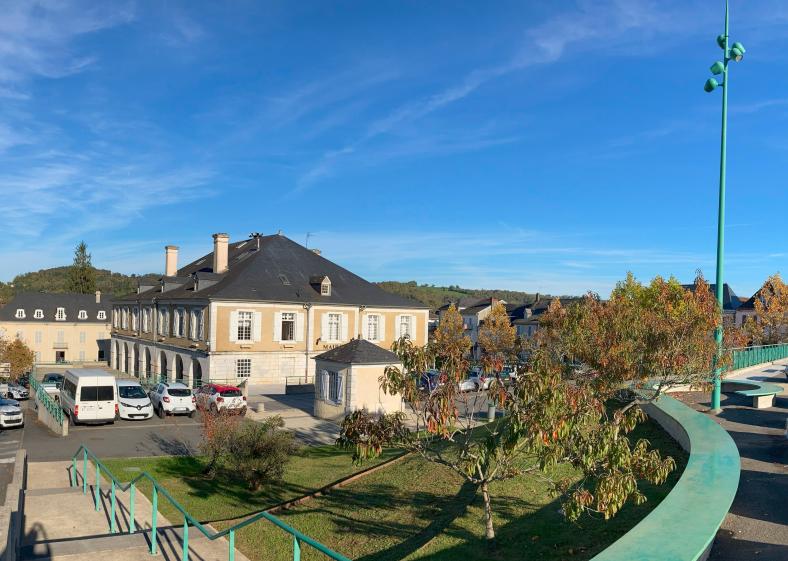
xmin=744 ymin=274 xmax=788 ymax=345
xmin=337 ymin=276 xmax=718 ymax=546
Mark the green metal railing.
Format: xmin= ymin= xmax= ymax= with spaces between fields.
xmin=70 ymin=445 xmax=350 ymax=561
xmin=729 ymin=343 xmax=788 ymax=371
xmin=29 ymin=376 xmax=64 ymax=426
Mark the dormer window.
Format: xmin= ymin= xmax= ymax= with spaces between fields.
xmin=97 ymin=310 xmax=106 ymax=321
xmin=15 ymin=309 xmax=25 ymax=319
xmin=310 ymin=274 xmax=331 ymax=296
xmin=78 ymin=310 xmax=87 ymax=320
xmin=34 ymin=309 xmax=43 ymax=319
xmin=55 ymin=307 xmax=66 ymax=321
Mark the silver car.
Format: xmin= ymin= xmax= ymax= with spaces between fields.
xmin=0 ymin=398 xmax=24 ymax=429
xmin=6 ymin=383 xmax=29 ymax=400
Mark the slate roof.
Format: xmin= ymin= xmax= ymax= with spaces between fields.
xmin=682 ymin=283 xmax=742 ymax=312
xmin=314 ymin=338 xmax=400 ymax=365
xmin=0 ymin=292 xmax=113 ymax=322
xmin=115 ymin=234 xmax=426 ymax=309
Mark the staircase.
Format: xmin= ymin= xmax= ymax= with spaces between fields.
xmin=19 ymin=461 xmax=250 ymax=561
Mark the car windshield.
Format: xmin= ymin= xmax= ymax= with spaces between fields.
xmin=0 ymin=398 xmax=18 ymax=406
xmin=118 ymin=386 xmax=147 ymax=399
xmin=43 ymin=374 xmax=63 ymax=383
xmin=219 ymin=389 xmax=242 ymax=397
xmin=167 ymin=388 xmax=191 ymax=397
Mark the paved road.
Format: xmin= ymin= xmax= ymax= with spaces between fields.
xmin=0 ymin=423 xmax=23 ymax=503
xmin=20 ymin=400 xmax=203 ymax=461
xmin=677 ymin=362 xmax=788 ymax=561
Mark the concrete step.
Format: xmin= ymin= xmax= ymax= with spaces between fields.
xmin=20 ymin=526 xmax=208 ymax=561
xmin=23 ymin=461 xmax=252 ymax=561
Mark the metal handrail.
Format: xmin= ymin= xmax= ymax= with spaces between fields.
xmin=729 ymin=343 xmax=788 ymax=371
xmin=29 ymin=377 xmax=64 ymax=426
xmin=70 ymin=445 xmax=350 ymax=561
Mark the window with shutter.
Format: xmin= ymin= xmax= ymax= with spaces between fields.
xmin=281 ymin=312 xmax=295 ymax=341
xmin=237 ymin=311 xmax=252 ymax=341
xmin=367 ymin=314 xmax=380 ymax=340
xmin=327 ymin=313 xmax=341 ymax=341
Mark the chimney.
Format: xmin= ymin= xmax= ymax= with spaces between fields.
xmin=165 ymin=245 xmax=179 ymax=277
xmin=311 ymin=248 xmax=322 ymax=256
xmin=213 ymin=233 xmax=230 ymax=274
xmin=95 ymin=290 xmax=101 ymax=304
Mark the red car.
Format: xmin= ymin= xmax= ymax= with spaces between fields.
xmin=194 ymin=383 xmax=247 ymax=415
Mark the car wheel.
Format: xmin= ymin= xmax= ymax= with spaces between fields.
xmin=239 ymin=407 xmax=247 ymax=417
xmin=157 ymin=405 xmax=165 ymax=418
xmin=210 ymin=404 xmax=218 ymax=415
xmin=188 ymin=410 xmax=195 ymax=419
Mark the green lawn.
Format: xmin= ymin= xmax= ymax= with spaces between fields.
xmin=102 ymin=445 xmax=402 ymax=525
xmin=104 ymin=419 xmax=687 ymax=561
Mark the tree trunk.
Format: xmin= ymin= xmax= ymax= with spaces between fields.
xmin=481 ymin=481 xmax=496 ymax=544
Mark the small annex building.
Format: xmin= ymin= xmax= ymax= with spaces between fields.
xmin=313 ymin=338 xmax=403 ymax=422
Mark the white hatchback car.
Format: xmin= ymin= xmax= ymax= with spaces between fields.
xmin=149 ymin=382 xmax=196 ymax=418
xmin=116 ymin=379 xmax=153 ymax=420
xmin=0 ymin=398 xmax=24 ymax=428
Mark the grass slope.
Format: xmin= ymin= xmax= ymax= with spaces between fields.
xmin=104 ymin=419 xmax=686 ymax=561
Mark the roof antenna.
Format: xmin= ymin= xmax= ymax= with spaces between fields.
xmin=305 ymin=232 xmax=314 ymax=248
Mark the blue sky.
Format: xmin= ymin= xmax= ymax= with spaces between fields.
xmin=1 ymin=1 xmax=786 ymax=297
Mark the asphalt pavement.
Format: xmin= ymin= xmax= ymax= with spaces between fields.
xmin=20 ymin=400 xmax=203 ymax=461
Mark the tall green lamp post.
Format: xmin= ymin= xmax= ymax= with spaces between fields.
xmin=704 ymin=0 xmax=745 ymax=413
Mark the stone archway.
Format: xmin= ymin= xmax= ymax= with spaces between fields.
xmin=175 ymin=355 xmax=184 ymax=384
xmin=192 ymin=359 xmax=203 ymax=388
xmin=121 ymin=342 xmax=129 ymax=373
xmin=113 ymin=340 xmax=120 ymax=370
xmin=144 ymin=348 xmax=152 ymax=379
xmin=132 ymin=344 xmax=140 ymax=376
xmin=159 ymin=351 xmax=168 ymax=383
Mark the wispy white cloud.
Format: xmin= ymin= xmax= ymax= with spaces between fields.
xmin=293 ymin=0 xmax=710 ymax=192
xmin=0 ymin=1 xmax=134 ymax=88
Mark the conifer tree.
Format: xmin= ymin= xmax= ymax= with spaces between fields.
xmin=67 ymin=241 xmax=97 ymax=294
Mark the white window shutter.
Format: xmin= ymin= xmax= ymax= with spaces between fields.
xmin=396 ymin=315 xmax=403 ymax=338
xmin=321 ymin=370 xmax=328 ymax=399
xmin=410 ymin=315 xmax=417 ymax=338
xmin=229 ymin=311 xmax=238 ymax=342
xmin=340 ymin=313 xmax=348 ymax=341
xmin=337 ymin=374 xmax=344 ymax=405
xmin=378 ymin=314 xmax=386 ymax=341
xmin=253 ymin=311 xmax=262 ymax=342
xmin=321 ymin=313 xmax=329 ymax=341
xmin=296 ymin=312 xmax=304 ymax=342
xmin=273 ymin=312 xmax=282 ymax=342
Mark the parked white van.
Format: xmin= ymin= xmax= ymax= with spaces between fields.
xmin=60 ymin=369 xmax=118 ymax=425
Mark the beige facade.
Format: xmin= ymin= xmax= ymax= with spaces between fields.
xmin=0 ymin=320 xmax=111 ymax=364
xmin=313 ymin=359 xmax=404 ymax=422
xmin=110 ymin=233 xmax=428 ymax=387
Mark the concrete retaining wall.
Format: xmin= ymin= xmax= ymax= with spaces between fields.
xmin=0 ymin=450 xmax=26 ymax=561
xmin=34 ymin=393 xmax=67 ymax=437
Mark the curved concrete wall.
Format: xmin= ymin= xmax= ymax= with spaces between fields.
xmin=591 ymin=394 xmax=740 ymax=561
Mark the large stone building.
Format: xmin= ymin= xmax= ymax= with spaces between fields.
xmin=111 ymin=233 xmax=428 ymax=387
xmin=0 ymin=292 xmax=112 ymax=364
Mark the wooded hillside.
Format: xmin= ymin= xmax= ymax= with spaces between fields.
xmin=375 ymin=281 xmax=551 ymax=309
xmin=1 ymin=269 xmax=551 ymax=311
xmin=0 ymin=267 xmax=159 ymax=306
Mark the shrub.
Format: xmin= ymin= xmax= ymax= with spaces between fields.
xmin=228 ymin=416 xmax=299 ymax=490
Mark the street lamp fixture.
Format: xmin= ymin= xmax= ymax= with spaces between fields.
xmin=704 ymin=0 xmax=746 ymax=414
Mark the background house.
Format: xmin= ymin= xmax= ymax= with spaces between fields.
xmin=0 ymin=291 xmax=112 ymax=365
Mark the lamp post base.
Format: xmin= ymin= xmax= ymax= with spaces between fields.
xmin=709 ymin=407 xmax=722 ymax=415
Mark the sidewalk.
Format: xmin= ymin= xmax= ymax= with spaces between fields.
xmin=677 ymin=362 xmax=788 ymax=560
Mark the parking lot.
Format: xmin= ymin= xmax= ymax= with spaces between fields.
xmin=16 ymin=400 xmax=203 ymax=461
